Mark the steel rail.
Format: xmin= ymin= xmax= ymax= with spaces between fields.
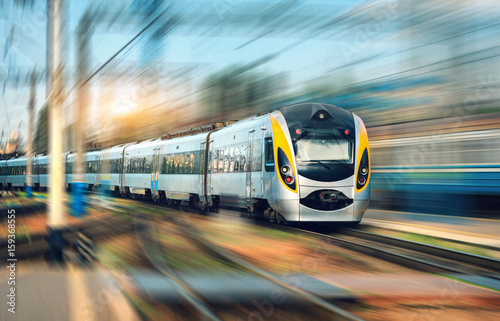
xmin=337 ymin=227 xmax=500 ymax=273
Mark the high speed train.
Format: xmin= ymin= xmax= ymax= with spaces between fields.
xmin=0 ymin=102 xmax=371 ymax=223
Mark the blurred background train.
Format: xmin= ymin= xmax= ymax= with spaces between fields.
xmin=0 ymin=103 xmax=371 ymax=224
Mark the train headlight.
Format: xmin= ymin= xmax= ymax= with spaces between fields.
xmin=312 ymin=110 xmax=332 ymax=121
xmin=277 ymin=147 xmax=296 ymax=190
xmin=281 ymin=165 xmax=290 ymax=174
xmin=356 ymin=148 xmax=369 ymax=190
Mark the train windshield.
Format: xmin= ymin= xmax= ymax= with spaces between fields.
xmin=293 ymin=128 xmax=353 ymax=164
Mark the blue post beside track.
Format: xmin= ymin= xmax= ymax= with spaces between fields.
xmin=71 ymin=182 xmax=88 ymax=218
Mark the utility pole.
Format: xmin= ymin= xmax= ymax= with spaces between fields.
xmin=72 ymin=8 xmax=92 ymax=217
xmin=26 ymin=66 xmax=37 ymax=199
xmin=47 ymin=0 xmax=65 ymax=262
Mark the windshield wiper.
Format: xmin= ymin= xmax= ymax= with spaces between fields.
xmin=307 ymin=160 xmax=331 ymax=170
xmin=331 ymin=134 xmax=352 ymax=171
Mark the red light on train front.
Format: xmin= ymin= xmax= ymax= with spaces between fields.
xmin=285 ymin=176 xmax=294 ymax=184
xmin=296 ymin=129 xmax=302 ymax=135
xmin=344 ymin=129 xmax=349 ymax=135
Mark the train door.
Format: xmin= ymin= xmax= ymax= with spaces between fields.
xmin=198 ymin=142 xmax=205 ymax=207
xmin=246 ymin=131 xmax=255 ymax=210
xmin=151 ymin=148 xmax=160 ymax=200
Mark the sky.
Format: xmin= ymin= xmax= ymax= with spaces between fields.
xmin=1 ymin=0 xmax=376 ymax=143
xmin=5 ymin=0 xmax=497 ymax=144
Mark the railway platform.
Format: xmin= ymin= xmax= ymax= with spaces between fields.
xmin=1 ymin=264 xmax=140 ymax=321
xmin=361 ymin=208 xmax=500 ymax=248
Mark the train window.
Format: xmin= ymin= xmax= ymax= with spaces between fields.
xmin=218 ymin=150 xmax=224 ymax=172
xmin=265 ymin=138 xmax=274 ymax=172
xmin=212 ymin=150 xmax=218 ymax=173
xmin=234 ymin=147 xmax=240 ymax=173
xmin=189 ymin=153 xmax=195 ymax=174
xmin=144 ymin=157 xmax=149 ymax=173
xmin=180 ymin=154 xmax=185 ymax=174
xmin=181 ymin=154 xmax=186 ymax=174
xmin=185 ymin=153 xmax=190 ymax=174
xmin=199 ymin=151 xmax=204 ymax=174
xmin=180 ymin=154 xmax=189 ymax=174
xmin=223 ymin=152 xmax=229 ymax=173
xmin=168 ymin=155 xmax=173 ymax=174
xmin=228 ymin=147 xmax=235 ymax=173
xmin=165 ymin=155 xmax=171 ymax=174
xmin=178 ymin=154 xmax=184 ymax=174
xmin=173 ymin=154 xmax=179 ymax=174
xmin=161 ymin=156 xmax=167 ymax=174
xmin=207 ymin=151 xmax=212 ymax=173
xmin=240 ymin=155 xmax=246 ymax=172
xmin=234 ymin=156 xmax=239 ymax=173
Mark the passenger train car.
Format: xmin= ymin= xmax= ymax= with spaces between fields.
xmin=0 ymin=103 xmax=371 ymax=223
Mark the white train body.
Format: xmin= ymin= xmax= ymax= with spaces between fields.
xmin=0 ymin=103 xmax=371 ymax=223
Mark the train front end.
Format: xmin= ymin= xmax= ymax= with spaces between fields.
xmin=269 ymin=102 xmax=370 ymax=223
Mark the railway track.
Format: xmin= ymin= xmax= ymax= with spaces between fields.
xmin=265 ymin=222 xmax=500 ymax=290
xmin=0 ymin=202 xmax=47 ymax=218
xmin=130 ymin=206 xmax=365 ymax=321
xmin=128 ymin=199 xmax=500 ymax=286
xmin=0 ymin=210 xmax=134 ymax=260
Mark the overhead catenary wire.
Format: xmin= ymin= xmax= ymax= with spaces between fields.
xmin=81 ymin=6 xmax=172 ymax=87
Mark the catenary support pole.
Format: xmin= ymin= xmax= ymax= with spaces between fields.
xmin=47 ymin=0 xmax=65 ymax=262
xmin=26 ymin=66 xmax=36 ymax=199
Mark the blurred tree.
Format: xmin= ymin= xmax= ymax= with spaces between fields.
xmin=34 ymin=104 xmax=48 ymax=154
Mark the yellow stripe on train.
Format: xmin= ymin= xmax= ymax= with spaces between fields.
xmin=270 ymin=115 xmax=297 ymax=193
xmin=356 ymin=119 xmax=370 ymax=193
